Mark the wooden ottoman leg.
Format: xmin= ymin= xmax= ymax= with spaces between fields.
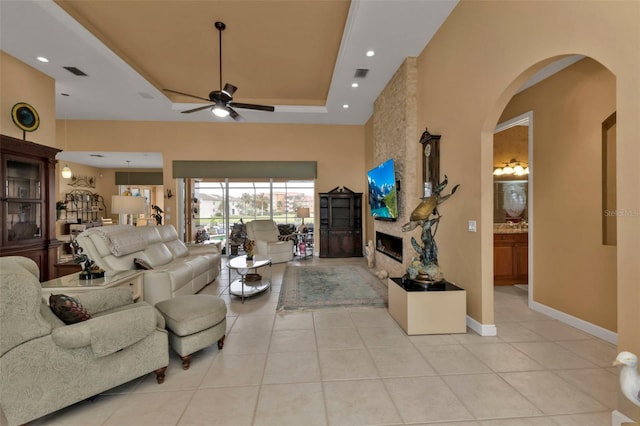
xmin=181 ymin=354 xmax=192 ymax=370
xmin=217 ymin=334 xmax=226 ymax=350
xmin=155 ymin=366 xmax=167 ymax=384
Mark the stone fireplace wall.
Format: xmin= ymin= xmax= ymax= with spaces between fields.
xmin=371 ymin=57 xmax=421 ymax=277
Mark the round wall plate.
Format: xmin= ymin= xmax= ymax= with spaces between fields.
xmin=11 ymin=102 xmax=40 ymax=132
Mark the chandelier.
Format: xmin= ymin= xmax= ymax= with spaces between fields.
xmin=493 ymin=158 xmax=529 ymax=176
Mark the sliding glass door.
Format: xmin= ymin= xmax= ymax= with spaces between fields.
xmin=189 ymin=179 xmax=314 ymax=253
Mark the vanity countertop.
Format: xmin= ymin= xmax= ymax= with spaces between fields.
xmin=494 ymin=224 xmax=528 ymax=234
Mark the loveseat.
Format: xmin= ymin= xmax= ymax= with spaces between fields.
xmin=0 ymin=256 xmax=169 ymax=426
xmin=76 ymin=224 xmax=221 ymax=306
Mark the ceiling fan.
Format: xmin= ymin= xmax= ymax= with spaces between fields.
xmin=164 ymin=21 xmax=275 ymax=121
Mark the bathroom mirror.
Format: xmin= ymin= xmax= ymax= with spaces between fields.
xmin=494 ymin=180 xmax=528 ymax=223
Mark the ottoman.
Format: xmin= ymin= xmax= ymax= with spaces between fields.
xmin=155 ymin=295 xmax=227 ymax=370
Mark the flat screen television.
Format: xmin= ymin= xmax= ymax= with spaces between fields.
xmin=367 ymin=158 xmax=398 ymax=221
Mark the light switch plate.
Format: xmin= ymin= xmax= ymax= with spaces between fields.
xmin=468 ymin=220 xmax=477 ymax=232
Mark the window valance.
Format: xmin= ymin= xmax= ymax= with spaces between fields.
xmin=172 ymin=161 xmax=317 ymax=179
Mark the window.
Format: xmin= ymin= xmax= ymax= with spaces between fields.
xmin=191 ymin=179 xmax=314 ymax=247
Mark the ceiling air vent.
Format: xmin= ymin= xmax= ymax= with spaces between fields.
xmin=63 ymin=66 xmax=88 ymax=76
xmin=354 ymin=68 xmax=369 ymax=78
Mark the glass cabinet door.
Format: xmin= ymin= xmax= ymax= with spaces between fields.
xmin=3 ymin=156 xmax=44 ymax=243
xmin=330 ymin=196 xmax=352 ymax=228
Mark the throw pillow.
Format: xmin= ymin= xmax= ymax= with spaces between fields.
xmin=134 ymin=258 xmax=153 ymax=270
xmin=49 ymin=294 xmax=92 ymax=325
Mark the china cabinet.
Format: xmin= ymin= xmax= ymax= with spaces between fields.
xmin=319 ymin=186 xmax=362 ymax=258
xmin=1 ymin=134 xmax=61 ymax=280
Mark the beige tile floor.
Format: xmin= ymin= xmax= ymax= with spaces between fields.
xmin=28 ymin=257 xmax=617 ymax=426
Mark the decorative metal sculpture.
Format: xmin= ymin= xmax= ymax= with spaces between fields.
xmin=71 ymin=239 xmax=104 ymax=280
xmin=402 ymin=175 xmax=460 ymax=284
xmin=152 ymin=204 xmax=163 ymax=225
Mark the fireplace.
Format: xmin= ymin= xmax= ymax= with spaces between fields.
xmin=376 ymin=231 xmax=403 ymax=263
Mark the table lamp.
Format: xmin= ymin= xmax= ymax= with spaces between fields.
xmin=296 ymin=207 xmax=310 ymax=232
xmin=111 ymin=195 xmax=145 ymax=225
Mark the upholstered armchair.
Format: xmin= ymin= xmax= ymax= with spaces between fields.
xmin=0 ymin=256 xmax=169 ymax=426
xmin=245 ymin=219 xmax=294 ymax=263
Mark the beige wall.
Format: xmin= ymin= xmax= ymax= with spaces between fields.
xmin=57 ymin=120 xmax=365 ymax=242
xmin=414 ymin=0 xmax=639 ymax=418
xmin=0 ymin=51 xmax=56 ymax=146
xmin=501 ymin=58 xmax=617 ymax=332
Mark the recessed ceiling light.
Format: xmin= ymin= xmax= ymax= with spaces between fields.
xmin=343 ymin=104 xmax=349 ymax=109
xmin=37 ymin=56 xmax=49 ymax=63
xmin=366 ymin=50 xmax=375 ymax=57
xmin=351 ymin=83 xmax=359 ymax=88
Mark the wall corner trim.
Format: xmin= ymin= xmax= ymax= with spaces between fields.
xmin=466 ymin=316 xmax=497 ymax=336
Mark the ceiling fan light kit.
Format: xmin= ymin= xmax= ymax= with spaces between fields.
xmin=212 ymin=106 xmax=229 ymax=118
xmin=164 ymin=21 xmax=274 ymax=121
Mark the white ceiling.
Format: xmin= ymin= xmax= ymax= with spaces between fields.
xmin=0 ymin=0 xmax=582 ymax=169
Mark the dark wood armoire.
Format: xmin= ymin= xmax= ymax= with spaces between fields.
xmin=319 ymin=186 xmax=363 ymax=258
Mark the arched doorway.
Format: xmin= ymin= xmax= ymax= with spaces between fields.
xmin=485 ymin=56 xmax=617 ymax=343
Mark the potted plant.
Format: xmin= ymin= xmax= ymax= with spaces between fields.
xmin=56 ymin=200 xmax=66 ymax=220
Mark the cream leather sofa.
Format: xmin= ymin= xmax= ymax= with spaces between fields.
xmin=76 ymin=225 xmax=221 ymax=306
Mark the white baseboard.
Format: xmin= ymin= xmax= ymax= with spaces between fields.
xmin=612 ymin=409 xmax=637 ymax=425
xmin=530 ymin=301 xmax=617 ymax=344
xmin=467 ymin=315 xmax=497 ymax=336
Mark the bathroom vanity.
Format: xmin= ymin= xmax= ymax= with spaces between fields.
xmin=493 ymin=226 xmax=528 ymax=285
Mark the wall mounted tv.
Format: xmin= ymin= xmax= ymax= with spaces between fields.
xmin=367 ymin=158 xmax=399 ymax=221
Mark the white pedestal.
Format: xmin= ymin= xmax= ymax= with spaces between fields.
xmin=388 ymin=278 xmax=467 ymax=335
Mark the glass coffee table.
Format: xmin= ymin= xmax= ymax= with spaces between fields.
xmin=228 ymin=255 xmax=272 ymax=303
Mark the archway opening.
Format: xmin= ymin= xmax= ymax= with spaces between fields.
xmin=486 ymin=56 xmax=617 ymax=343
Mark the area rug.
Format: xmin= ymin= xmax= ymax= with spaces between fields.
xmin=277 ymin=264 xmax=388 ymax=311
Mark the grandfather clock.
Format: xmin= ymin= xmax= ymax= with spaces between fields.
xmin=420 ymin=128 xmax=441 ymax=197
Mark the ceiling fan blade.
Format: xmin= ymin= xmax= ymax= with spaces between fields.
xmin=222 ymin=83 xmax=237 ymax=97
xmin=229 ymin=102 xmax=275 ymax=112
xmin=227 ymin=107 xmax=242 ymax=121
xmin=163 ymin=89 xmax=210 ymax=102
xmin=181 ymin=104 xmax=214 ymax=114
